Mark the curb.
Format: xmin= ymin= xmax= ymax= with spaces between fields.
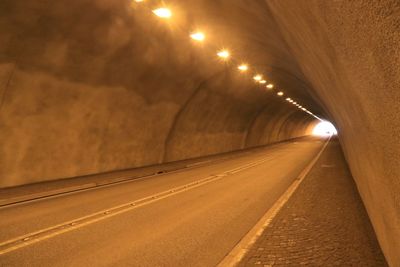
xmin=0 ymin=183 xmax=97 ymax=207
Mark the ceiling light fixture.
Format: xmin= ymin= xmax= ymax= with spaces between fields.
xmin=190 ymin=32 xmax=205 ymax=42
xmin=217 ymin=50 xmax=230 ymax=59
xmin=238 ymin=64 xmax=248 ymax=72
xmin=253 ymin=75 xmax=262 ymax=81
xmin=153 ymin=8 xmax=172 ymax=18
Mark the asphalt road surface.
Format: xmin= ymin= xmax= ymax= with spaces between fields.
xmin=0 ymin=137 xmax=325 ymax=267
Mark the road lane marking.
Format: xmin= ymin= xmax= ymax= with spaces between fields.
xmin=0 ymin=154 xmax=277 ymax=255
xmin=321 ymin=164 xmax=335 ymax=168
xmin=218 ymin=137 xmax=331 ymax=267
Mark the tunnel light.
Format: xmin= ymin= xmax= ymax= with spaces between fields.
xmin=259 ymin=80 xmax=267 ymax=84
xmin=293 ymin=102 xmax=297 ymax=105
xmin=286 ymin=98 xmax=292 ymax=102
xmin=153 ymin=8 xmax=172 ymax=18
xmin=312 ymin=121 xmax=337 ymax=136
xmin=238 ymin=64 xmax=249 ymax=72
xmin=253 ymin=75 xmax=262 ymax=81
xmin=217 ymin=50 xmax=230 ymax=59
xmin=190 ymin=32 xmax=205 ymax=42
xmin=302 ymin=108 xmax=306 ymax=111
xmin=277 ymin=91 xmax=284 ymax=96
xmin=266 ymin=84 xmax=274 ymax=89
xmin=134 ymin=0 xmax=144 ymax=2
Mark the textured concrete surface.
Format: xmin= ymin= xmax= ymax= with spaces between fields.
xmin=266 ymin=1 xmax=400 ymax=264
xmin=0 ymin=0 xmax=316 ymax=188
xmin=238 ymin=140 xmax=387 ymax=266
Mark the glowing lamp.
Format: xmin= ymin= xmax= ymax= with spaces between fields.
xmin=153 ymin=8 xmax=172 ymax=18
xmin=238 ymin=64 xmax=248 ymax=72
xmin=190 ymin=32 xmax=205 ymax=42
xmin=217 ymin=50 xmax=230 ymax=59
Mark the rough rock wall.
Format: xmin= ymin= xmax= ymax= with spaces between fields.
xmin=267 ymin=0 xmax=400 ymax=264
xmin=0 ymin=0 xmax=317 ymax=188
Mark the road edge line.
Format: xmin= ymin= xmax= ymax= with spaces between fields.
xmin=217 ymin=137 xmax=331 ymax=267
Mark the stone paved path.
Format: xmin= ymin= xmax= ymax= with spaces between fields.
xmin=238 ymin=139 xmax=388 ymax=266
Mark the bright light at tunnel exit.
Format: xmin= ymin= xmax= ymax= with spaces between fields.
xmin=312 ymin=121 xmax=338 ymax=136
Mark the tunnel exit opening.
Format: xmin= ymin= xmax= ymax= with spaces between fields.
xmin=312 ymin=121 xmax=337 ymax=136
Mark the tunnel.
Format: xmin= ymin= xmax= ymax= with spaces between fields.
xmin=0 ymin=0 xmax=399 ymax=266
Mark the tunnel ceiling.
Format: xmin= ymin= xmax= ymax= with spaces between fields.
xmin=1 ymin=0 xmax=399 ymax=265
xmin=0 ymin=0 xmax=324 ymax=116
xmin=2 ymin=0 xmax=321 ymax=115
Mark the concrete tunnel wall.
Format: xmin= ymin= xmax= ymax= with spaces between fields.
xmin=0 ymin=0 xmax=317 ymax=188
xmin=1 ymin=0 xmax=399 ymax=265
xmin=266 ymin=0 xmax=400 ymax=265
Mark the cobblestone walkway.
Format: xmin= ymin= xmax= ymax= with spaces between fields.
xmin=238 ymin=140 xmax=387 ymax=266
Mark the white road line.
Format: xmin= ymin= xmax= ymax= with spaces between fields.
xmin=217 ymin=137 xmax=331 ymax=267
